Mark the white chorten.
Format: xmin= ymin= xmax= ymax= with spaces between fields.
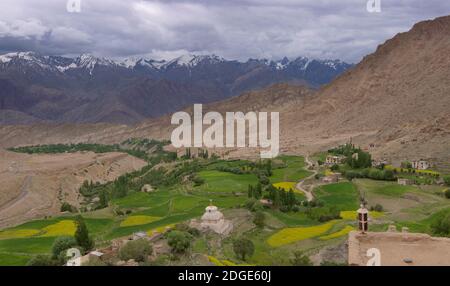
xmin=190 ymin=204 xmax=233 ymax=235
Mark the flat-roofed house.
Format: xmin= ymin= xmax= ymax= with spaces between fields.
xmin=412 ymin=160 xmax=431 ymax=170
xmin=325 ymin=155 xmax=346 ymax=165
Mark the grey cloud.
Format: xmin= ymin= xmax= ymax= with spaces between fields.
xmin=0 ymin=0 xmax=449 ymax=62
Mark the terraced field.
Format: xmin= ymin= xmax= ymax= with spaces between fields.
xmin=0 ymin=155 xmax=448 ymax=266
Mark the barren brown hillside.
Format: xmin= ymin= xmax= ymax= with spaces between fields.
xmin=0 ymin=151 xmax=146 ymax=228
xmin=280 ymin=15 xmax=450 ymax=164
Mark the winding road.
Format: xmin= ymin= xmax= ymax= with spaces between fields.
xmin=295 ymin=156 xmax=317 ymax=202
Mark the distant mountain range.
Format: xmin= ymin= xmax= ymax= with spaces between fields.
xmin=0 ymin=52 xmax=352 ymax=124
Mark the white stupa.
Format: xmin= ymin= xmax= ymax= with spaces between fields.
xmin=190 ymin=203 xmax=233 ymax=235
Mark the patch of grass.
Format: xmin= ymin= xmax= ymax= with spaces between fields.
xmin=113 ymin=191 xmax=171 ymax=208
xmin=372 ymin=184 xmax=416 ymax=197
xmin=265 ymin=210 xmax=316 ymax=227
xmin=0 ymin=237 xmax=56 ymax=254
xmin=267 ymin=220 xmax=337 ymax=247
xmin=314 ymin=182 xmax=359 ymax=210
xmin=0 ymin=252 xmax=32 ymax=266
xmin=196 ymin=170 xmax=258 ymax=193
xmin=270 ymin=156 xmax=312 ymax=183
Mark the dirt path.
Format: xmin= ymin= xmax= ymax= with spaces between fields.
xmin=0 ymin=175 xmax=31 ymax=213
xmin=295 ymin=156 xmax=317 ymax=202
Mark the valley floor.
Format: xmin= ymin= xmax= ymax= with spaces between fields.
xmin=0 ymin=152 xmax=448 ymax=266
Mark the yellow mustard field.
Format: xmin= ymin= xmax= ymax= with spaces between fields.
xmin=120 ymin=215 xmax=161 ymax=227
xmin=272 ymin=182 xmax=304 ymax=194
xmin=319 ymin=225 xmax=354 ymax=240
xmin=0 ymin=229 xmax=41 ymax=239
xmin=267 ymin=220 xmax=337 ymax=247
xmin=208 ymin=256 xmax=251 ymax=266
xmin=384 ymin=165 xmax=440 ymax=176
xmin=40 ymin=220 xmax=77 ymax=237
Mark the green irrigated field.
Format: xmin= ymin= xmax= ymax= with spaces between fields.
xmin=270 ymin=155 xmax=312 ymax=183
xmin=314 ymin=182 xmax=360 ymax=210
xmin=196 ymin=170 xmax=258 ymax=193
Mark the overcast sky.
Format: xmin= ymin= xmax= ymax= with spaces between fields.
xmin=0 ymin=0 xmax=448 ymax=63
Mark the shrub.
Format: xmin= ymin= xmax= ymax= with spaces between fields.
xmin=174 ymin=223 xmax=200 ymax=237
xmin=291 ymin=251 xmax=313 ymax=266
xmin=119 ymin=239 xmax=152 ymax=262
xmin=444 ymin=176 xmax=450 ymax=187
xmin=167 ymin=231 xmax=193 ymax=254
xmin=60 ymin=202 xmax=78 ymax=213
xmin=193 ymin=176 xmax=205 ymax=186
xmin=233 ymin=238 xmax=255 ymax=261
xmin=445 ymin=189 xmax=450 ymax=199
xmin=370 ymin=204 xmax=384 ymax=212
xmin=51 ymin=236 xmax=77 ymax=259
xmin=330 ymin=164 xmax=339 ymax=171
xmin=431 ymin=212 xmax=450 ymax=237
xmin=253 ymin=211 xmax=265 ymax=228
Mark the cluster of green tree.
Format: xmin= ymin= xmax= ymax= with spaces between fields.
xmin=254 ymin=160 xmax=273 ymax=184
xmin=27 ymin=216 xmax=94 ymax=266
xmin=246 ymin=183 xmax=299 ymax=212
xmin=343 ymin=168 xmax=396 ymax=181
xmin=328 ymin=143 xmax=372 ymax=168
xmin=121 ymin=138 xmax=170 ymax=150
xmin=119 ymin=239 xmax=153 ymax=263
xmin=197 ymin=149 xmax=209 ymax=159
xmin=166 ymin=229 xmax=196 ymax=254
xmin=60 ymin=202 xmax=78 ymax=213
xmin=182 ymin=148 xmax=193 ymax=159
xmin=247 ymin=183 xmax=263 ymax=199
xmin=74 ymin=141 xmax=184 ymax=211
xmin=9 ymin=140 xmax=177 ymax=164
xmin=217 ymin=165 xmax=246 ymax=174
xmin=10 ymin=143 xmax=120 ymax=154
xmin=266 ymin=185 xmax=298 ymax=211
xmin=328 ymin=143 xmax=358 ymax=157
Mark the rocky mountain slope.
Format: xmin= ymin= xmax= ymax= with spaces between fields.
xmin=0 ymin=52 xmax=351 ymax=124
